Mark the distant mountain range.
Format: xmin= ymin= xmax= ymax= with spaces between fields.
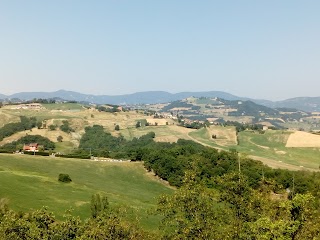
xmin=0 ymin=90 xmax=320 ymax=112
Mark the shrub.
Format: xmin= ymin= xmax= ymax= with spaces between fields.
xmin=58 ymin=173 xmax=72 ymax=183
xmin=60 ymin=120 xmax=74 ymax=133
xmin=56 ymin=154 xmax=91 ymax=159
xmin=90 ymin=193 xmax=109 ymax=218
xmin=49 ymin=125 xmax=57 ymax=131
xmin=23 ymin=151 xmax=50 ymax=156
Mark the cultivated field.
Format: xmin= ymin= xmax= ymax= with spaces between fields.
xmin=188 ymin=127 xmax=320 ymax=171
xmin=208 ymin=125 xmax=237 ymax=146
xmin=0 ymin=154 xmax=173 ymax=230
xmin=120 ymin=125 xmax=195 ymax=143
xmin=286 ymin=131 xmax=320 ymax=147
xmin=236 ymin=130 xmax=320 ymax=170
xmin=0 ymin=128 xmax=74 ymax=146
xmin=145 ymin=118 xmax=174 ymax=126
xmin=188 ymin=126 xmax=237 ymax=149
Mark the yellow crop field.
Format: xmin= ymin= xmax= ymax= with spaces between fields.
xmin=208 ymin=125 xmax=237 ymax=146
xmin=146 ymin=118 xmax=174 ymax=126
xmin=286 ymin=131 xmax=320 ymax=148
xmin=120 ymin=125 xmax=195 ymax=142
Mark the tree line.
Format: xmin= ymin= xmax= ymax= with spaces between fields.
xmin=0 ymin=116 xmax=38 ymax=142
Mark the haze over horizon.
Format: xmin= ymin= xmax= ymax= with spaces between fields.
xmin=1 ymin=1 xmax=319 ymax=101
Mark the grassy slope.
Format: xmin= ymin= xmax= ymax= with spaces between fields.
xmin=120 ymin=125 xmax=195 ymax=142
xmin=189 ymin=126 xmax=237 ymax=147
xmin=0 ymin=154 xmax=173 ymax=230
xmin=188 ymin=128 xmax=320 ymax=170
xmin=236 ymin=130 xmax=320 ymax=170
xmin=43 ymin=103 xmax=84 ymax=110
xmin=188 ymin=127 xmax=228 ymax=149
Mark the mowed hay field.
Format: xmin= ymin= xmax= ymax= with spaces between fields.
xmin=188 ymin=126 xmax=237 ymax=149
xmin=120 ymin=125 xmax=195 ymax=143
xmin=145 ymin=118 xmax=175 ymax=126
xmin=286 ymin=131 xmax=320 ymax=147
xmin=0 ymin=154 xmax=173 ymax=230
xmin=208 ymin=125 xmax=237 ymax=146
xmin=0 ymin=128 xmax=74 ymax=146
xmin=0 ymin=111 xmax=20 ymax=127
xmin=236 ymin=130 xmax=320 ymax=170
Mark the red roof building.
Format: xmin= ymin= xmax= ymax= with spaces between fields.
xmin=23 ymin=143 xmax=39 ymax=152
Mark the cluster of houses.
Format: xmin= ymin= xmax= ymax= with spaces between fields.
xmin=11 ymin=103 xmax=44 ymax=110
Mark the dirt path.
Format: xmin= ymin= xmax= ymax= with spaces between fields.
xmin=247 ymin=138 xmax=270 ymax=149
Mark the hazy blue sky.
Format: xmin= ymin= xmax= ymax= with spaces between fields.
xmin=0 ymin=1 xmax=319 ymax=100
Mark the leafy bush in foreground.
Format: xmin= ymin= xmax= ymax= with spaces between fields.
xmin=58 ymin=173 xmax=72 ymax=183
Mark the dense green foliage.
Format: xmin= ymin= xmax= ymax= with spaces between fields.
xmin=0 ymin=205 xmax=154 ymax=239
xmin=78 ymin=125 xmax=320 ymax=197
xmin=90 ymin=193 xmax=109 ymax=218
xmin=79 ymin=125 xmax=156 ymax=158
xmin=48 ymin=125 xmax=57 ymax=131
xmin=96 ymin=105 xmax=120 ymax=113
xmin=59 ymin=120 xmax=74 ymax=133
xmin=143 ymin=140 xmax=320 ymax=200
xmin=23 ymin=151 xmax=50 ymax=156
xmin=58 ymin=173 xmax=72 ymax=183
xmin=0 ymin=116 xmax=38 ymax=141
xmin=0 ymin=135 xmax=55 ymax=151
xmin=162 ymin=101 xmax=193 ymax=112
xmin=161 ymin=98 xmax=282 ymax=121
xmin=157 ymin=172 xmax=320 ymax=239
xmin=25 ymin=98 xmax=56 ymax=104
xmin=223 ymin=121 xmax=264 ymax=132
xmin=181 ymin=121 xmax=205 ymax=129
xmin=226 ymin=100 xmax=279 ymax=117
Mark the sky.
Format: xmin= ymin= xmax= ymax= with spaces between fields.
xmin=0 ymin=1 xmax=319 ymax=100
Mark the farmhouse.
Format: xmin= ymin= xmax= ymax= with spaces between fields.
xmin=12 ymin=103 xmax=44 ymax=110
xmin=23 ymin=143 xmax=39 ymax=152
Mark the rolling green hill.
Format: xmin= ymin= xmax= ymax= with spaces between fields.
xmin=0 ymin=154 xmax=173 ymax=230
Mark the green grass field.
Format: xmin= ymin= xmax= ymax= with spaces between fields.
xmin=0 ymin=154 xmax=173 ymax=230
xmin=236 ymin=130 xmax=320 ymax=170
xmin=188 ymin=128 xmax=320 ymax=170
xmin=188 ymin=128 xmax=223 ymax=148
xmin=42 ymin=103 xmax=84 ymax=111
xmin=188 ymin=126 xmax=237 ymax=148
